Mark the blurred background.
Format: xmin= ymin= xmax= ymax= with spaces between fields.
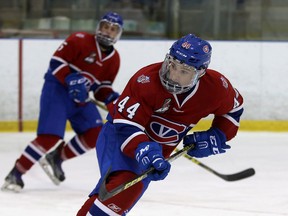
xmin=0 ymin=0 xmax=287 ymax=40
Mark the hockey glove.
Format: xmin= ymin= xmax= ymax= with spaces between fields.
xmin=104 ymin=92 xmax=119 ymax=105
xmin=183 ymin=127 xmax=230 ymax=158
xmin=135 ymin=142 xmax=171 ymax=181
xmin=65 ymin=73 xmax=89 ymax=103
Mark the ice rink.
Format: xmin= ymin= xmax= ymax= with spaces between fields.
xmin=0 ymin=131 xmax=288 ymax=216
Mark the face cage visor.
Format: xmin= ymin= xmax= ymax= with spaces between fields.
xmin=96 ymin=20 xmax=122 ymax=47
xmin=159 ymin=54 xmax=205 ymax=94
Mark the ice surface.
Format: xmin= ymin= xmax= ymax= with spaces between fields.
xmin=0 ymin=131 xmax=288 ymax=216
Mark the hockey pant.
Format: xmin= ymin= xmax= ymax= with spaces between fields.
xmin=77 ymin=170 xmax=150 ymax=216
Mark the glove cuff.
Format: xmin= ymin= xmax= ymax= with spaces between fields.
xmin=104 ymin=92 xmax=119 ymax=105
xmin=135 ymin=142 xmax=161 ymax=162
xmin=209 ymin=127 xmax=227 ymax=143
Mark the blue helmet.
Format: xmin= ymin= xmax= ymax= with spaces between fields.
xmin=96 ymin=12 xmax=123 ymax=47
xmin=101 ymin=12 xmax=123 ymax=28
xmin=159 ymin=34 xmax=212 ymax=94
xmin=169 ymin=34 xmax=212 ymax=70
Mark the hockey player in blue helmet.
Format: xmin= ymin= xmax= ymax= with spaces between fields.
xmin=77 ymin=34 xmax=244 ymax=216
xmin=160 ymin=34 xmax=212 ymax=94
xmin=96 ymin=12 xmax=123 ymax=47
xmin=2 ymin=11 xmax=124 ymax=193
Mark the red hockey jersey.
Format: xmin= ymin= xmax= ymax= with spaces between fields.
xmin=45 ymin=32 xmax=120 ymax=102
xmin=109 ymin=62 xmax=244 ymax=158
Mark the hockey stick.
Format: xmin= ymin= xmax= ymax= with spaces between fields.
xmin=89 ymin=97 xmax=108 ymax=111
xmin=98 ymin=144 xmax=194 ymax=202
xmin=174 ymin=148 xmax=255 ymax=181
xmin=90 ymin=98 xmax=254 ymax=183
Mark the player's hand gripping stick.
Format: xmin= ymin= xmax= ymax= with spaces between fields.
xmin=98 ymin=144 xmax=194 ymax=201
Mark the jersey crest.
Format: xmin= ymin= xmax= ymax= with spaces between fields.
xmin=145 ymin=115 xmax=187 ymax=145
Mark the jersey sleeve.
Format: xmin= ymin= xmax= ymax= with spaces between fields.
xmin=93 ymin=50 xmax=120 ymax=102
xmin=210 ymin=74 xmax=244 ymax=141
xmin=111 ymin=68 xmax=158 ymax=158
xmin=48 ymin=33 xmax=84 ymax=84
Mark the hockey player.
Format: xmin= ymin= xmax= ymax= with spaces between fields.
xmin=2 ymin=12 xmax=124 ymax=192
xmin=76 ymin=34 xmax=244 ymax=216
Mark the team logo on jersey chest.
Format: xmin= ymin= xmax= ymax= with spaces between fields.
xmin=155 ymin=98 xmax=171 ymax=113
xmin=146 ymin=115 xmax=187 ymax=144
xmin=84 ymin=52 xmax=96 ymax=64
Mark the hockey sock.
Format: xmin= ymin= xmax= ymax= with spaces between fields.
xmin=15 ymin=134 xmax=61 ymax=173
xmin=77 ymin=195 xmax=98 ymax=216
xmin=61 ymin=127 xmax=101 ymax=160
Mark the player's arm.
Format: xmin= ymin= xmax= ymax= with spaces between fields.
xmin=111 ymin=75 xmax=171 ymax=180
xmin=111 ymin=120 xmax=171 ymax=181
xmin=93 ymin=80 xmax=119 ymax=105
xmin=183 ymin=76 xmax=244 ymax=158
xmin=48 ymin=33 xmax=94 ymax=103
xmin=112 ymin=91 xmax=153 ymax=158
xmin=48 ymin=33 xmax=82 ymax=84
xmin=212 ymin=87 xmax=244 ymax=141
xmin=93 ymin=51 xmax=121 ymax=105
xmin=113 ymin=116 xmax=171 ymax=181
xmin=208 ymin=73 xmax=244 ymax=141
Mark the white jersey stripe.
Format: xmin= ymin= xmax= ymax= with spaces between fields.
xmin=94 ymin=199 xmax=121 ymax=216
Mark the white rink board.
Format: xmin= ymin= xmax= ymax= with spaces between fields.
xmin=0 ymin=39 xmax=288 ymax=121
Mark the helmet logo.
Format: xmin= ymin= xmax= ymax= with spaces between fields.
xmin=181 ymin=42 xmax=191 ymax=49
xmin=203 ymin=45 xmax=210 ymax=53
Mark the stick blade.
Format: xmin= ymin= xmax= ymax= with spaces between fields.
xmin=221 ymin=168 xmax=255 ymax=181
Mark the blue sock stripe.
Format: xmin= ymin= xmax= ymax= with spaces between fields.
xmin=70 ymin=137 xmax=86 ymax=155
xmin=25 ymin=145 xmax=43 ymax=161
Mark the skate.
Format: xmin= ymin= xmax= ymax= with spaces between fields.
xmin=39 ymin=143 xmax=65 ymax=185
xmin=1 ymin=167 xmax=24 ymax=193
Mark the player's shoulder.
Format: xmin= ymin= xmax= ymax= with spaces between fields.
xmin=205 ymin=68 xmax=225 ymax=78
xmin=132 ymin=62 xmax=162 ymax=81
xmin=201 ymin=69 xmax=234 ymax=94
xmin=67 ymin=32 xmax=94 ymax=41
xmin=129 ymin=62 xmax=163 ymax=90
xmin=198 ymin=69 xmax=233 ymax=101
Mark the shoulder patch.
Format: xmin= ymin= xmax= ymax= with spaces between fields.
xmin=137 ymin=74 xmax=150 ymax=83
xmin=75 ymin=33 xmax=85 ymax=38
xmin=220 ymin=76 xmax=228 ymax=89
